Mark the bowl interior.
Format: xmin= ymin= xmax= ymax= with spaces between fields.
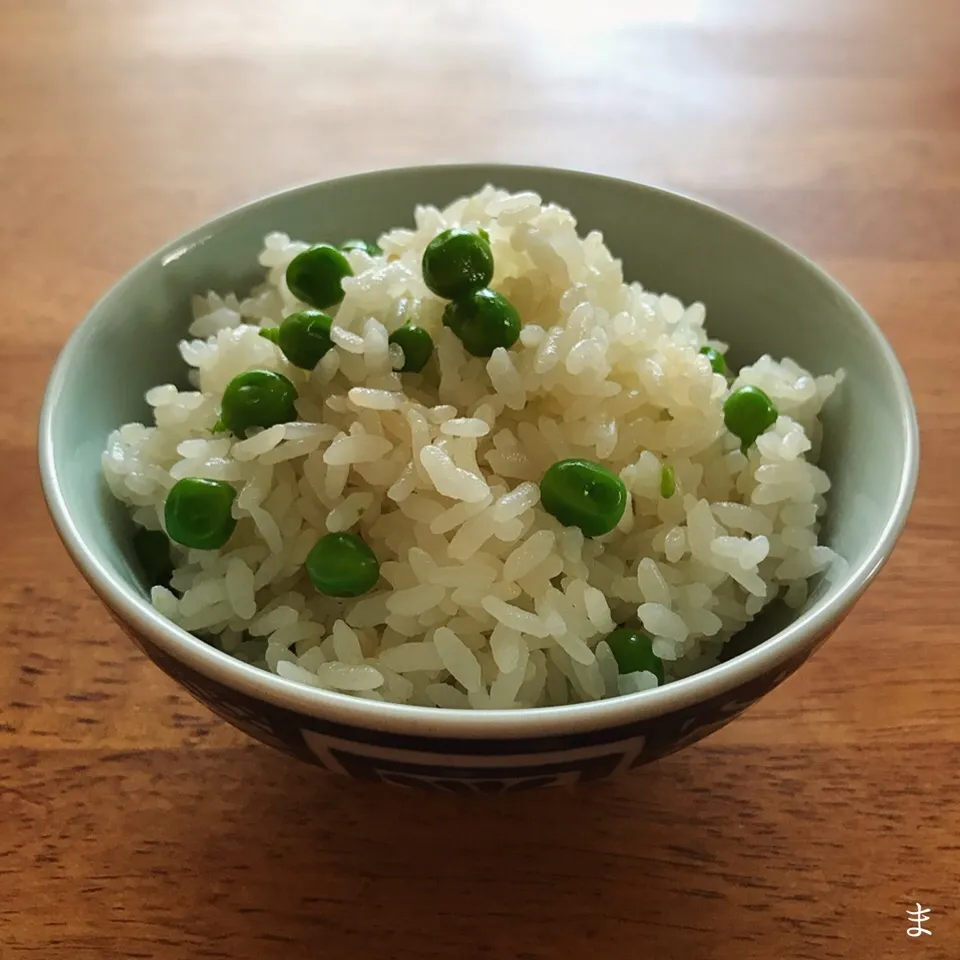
xmin=43 ymin=165 xmax=915 ymax=687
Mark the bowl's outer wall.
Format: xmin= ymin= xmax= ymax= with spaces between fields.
xmin=44 ymin=166 xmax=915 ymax=786
xmin=111 ymin=610 xmax=842 ymax=789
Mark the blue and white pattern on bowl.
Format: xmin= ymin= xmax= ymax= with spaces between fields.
xmin=117 ymin=619 xmax=836 ymax=791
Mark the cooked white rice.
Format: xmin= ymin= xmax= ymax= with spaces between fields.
xmin=103 ymin=186 xmax=842 ymax=709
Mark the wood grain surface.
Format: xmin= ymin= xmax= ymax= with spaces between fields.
xmin=1 ymin=1 xmax=957 ymax=957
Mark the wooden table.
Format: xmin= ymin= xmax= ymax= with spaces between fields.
xmin=2 ymin=1 xmax=957 ymax=956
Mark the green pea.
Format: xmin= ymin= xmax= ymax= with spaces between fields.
xmin=305 ymin=533 xmax=380 ymax=598
xmin=164 ymin=478 xmax=237 ymax=551
xmin=220 ymin=369 xmax=298 ymax=438
xmin=477 ymin=227 xmax=491 ymax=244
xmin=133 ymin=528 xmax=173 ymax=586
xmin=660 ymin=464 xmax=676 ymax=499
xmin=422 ymin=228 xmax=494 ymax=300
xmin=341 ymin=238 xmax=381 ymax=256
xmin=286 ymin=244 xmax=353 ymax=308
xmin=699 ymin=345 xmax=727 ymax=376
xmin=723 ymin=385 xmax=778 ymax=451
xmin=442 ymin=300 xmax=464 ymax=336
xmin=265 ymin=310 xmax=334 ymax=370
xmin=539 ymin=458 xmax=627 ymax=537
xmin=258 ymin=326 xmax=280 ymax=344
xmin=443 ymin=289 xmax=521 ymax=357
xmin=388 ymin=324 xmax=434 ymax=373
xmin=604 ymin=627 xmax=664 ymax=684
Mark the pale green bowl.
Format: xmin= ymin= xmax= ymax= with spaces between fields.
xmin=38 ymin=165 xmax=919 ymax=788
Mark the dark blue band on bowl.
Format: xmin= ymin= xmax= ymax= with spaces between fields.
xmin=125 ymin=623 xmax=830 ymax=789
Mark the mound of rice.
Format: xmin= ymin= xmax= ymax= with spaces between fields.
xmin=103 ymin=186 xmax=842 ymax=709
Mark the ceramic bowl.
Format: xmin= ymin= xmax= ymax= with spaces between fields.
xmin=39 ymin=165 xmax=918 ymax=790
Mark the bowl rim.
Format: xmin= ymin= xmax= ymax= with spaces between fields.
xmin=38 ymin=162 xmax=920 ymax=739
